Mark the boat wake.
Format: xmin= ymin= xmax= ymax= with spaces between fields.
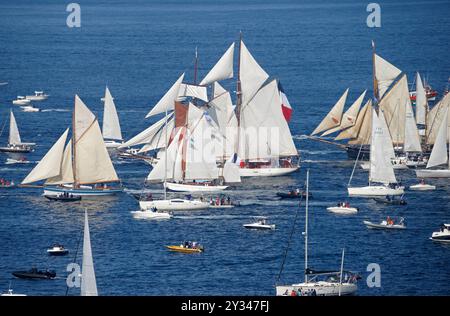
xmin=41 ymin=109 xmax=70 ymax=113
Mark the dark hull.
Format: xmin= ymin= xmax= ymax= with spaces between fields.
xmin=373 ymin=198 xmax=407 ymax=205
xmin=44 ymin=195 xmax=82 ymax=202
xmin=0 ymin=147 xmax=32 ymax=153
xmin=48 ymin=250 xmax=69 ymax=256
xmin=277 ymin=192 xmax=312 ymax=199
xmin=431 ymin=235 xmax=450 ymax=241
xmin=12 ymin=271 xmax=56 ymax=280
xmin=346 ymin=145 xmax=432 ymax=161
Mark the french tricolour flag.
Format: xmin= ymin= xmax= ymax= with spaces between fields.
xmin=278 ymin=81 xmax=293 ymax=122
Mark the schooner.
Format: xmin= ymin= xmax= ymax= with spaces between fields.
xmin=21 ymin=95 xmax=122 ymax=196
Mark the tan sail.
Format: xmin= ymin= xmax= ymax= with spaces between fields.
xmin=335 ymin=100 xmax=371 ymax=141
xmin=374 ymin=54 xmax=401 ymax=99
xmin=347 ymin=101 xmax=373 ymax=145
xmin=311 ymin=89 xmax=348 ymax=136
xmin=322 ymin=90 xmax=366 ymax=136
xmin=21 ymin=129 xmax=69 ymax=184
xmin=46 ymin=140 xmax=74 ymax=185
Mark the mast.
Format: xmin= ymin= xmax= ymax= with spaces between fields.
xmin=72 ymin=96 xmax=77 ymax=187
xmin=372 ymin=40 xmax=378 ymax=104
xmin=338 ymin=248 xmax=345 ymax=296
xmin=194 ymin=47 xmax=198 ymax=85
xmin=236 ymin=31 xmax=243 ymax=126
xmin=164 ymin=106 xmax=168 ymax=200
xmin=304 ymin=169 xmax=309 ymax=283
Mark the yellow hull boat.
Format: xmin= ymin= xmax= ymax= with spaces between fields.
xmin=166 ymin=245 xmax=204 ymax=253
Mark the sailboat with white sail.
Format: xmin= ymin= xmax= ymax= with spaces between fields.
xmin=348 ymin=108 xmax=405 ymax=197
xmin=102 ymin=87 xmax=123 ymax=149
xmin=0 ymin=110 xmax=36 ymax=153
xmin=276 ymin=170 xmax=359 ymax=296
xmin=21 ymin=95 xmax=122 ymax=196
xmin=416 ymin=108 xmax=450 ymax=178
xmin=80 ymin=210 xmax=98 ymax=296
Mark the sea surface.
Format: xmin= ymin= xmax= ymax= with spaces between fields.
xmin=0 ymin=0 xmax=449 ymax=296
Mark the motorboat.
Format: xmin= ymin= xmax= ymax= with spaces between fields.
xmin=5 ymin=157 xmax=30 ymax=164
xmin=131 ymin=208 xmax=172 ymax=220
xmin=409 ymin=180 xmax=436 ymax=191
xmin=164 ymin=181 xmax=228 ymax=192
xmin=209 ymin=195 xmax=238 ymax=208
xmin=372 ymin=195 xmax=407 ymax=205
xmin=430 ymin=224 xmax=450 ymax=243
xmin=243 ymin=217 xmax=275 ymax=230
xmin=44 ymin=193 xmax=82 ymax=202
xmin=47 ymin=244 xmax=69 ymax=256
xmin=12 ymin=268 xmax=56 ymax=280
xmin=21 ymin=105 xmax=40 ymax=112
xmin=25 ymin=91 xmax=49 ymax=101
xmin=12 ymin=96 xmax=31 ymax=106
xmin=276 ymin=189 xmax=312 ymax=199
xmin=327 ymin=202 xmax=358 ymax=214
xmin=166 ymin=241 xmax=204 ymax=253
xmin=363 ymin=217 xmax=406 ymax=230
xmin=348 ymin=185 xmax=404 ymax=197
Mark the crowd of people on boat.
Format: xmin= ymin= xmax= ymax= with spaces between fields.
xmin=58 ymin=191 xmax=75 ymax=198
xmin=182 ymin=241 xmax=201 ymax=249
xmin=0 ymin=178 xmax=14 ymax=186
xmin=285 ymin=288 xmax=317 ymax=296
xmin=210 ymin=195 xmax=232 ymax=206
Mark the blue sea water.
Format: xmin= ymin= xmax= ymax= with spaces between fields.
xmin=0 ymin=0 xmax=449 ymax=296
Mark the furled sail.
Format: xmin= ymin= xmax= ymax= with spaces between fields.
xmin=102 ymin=87 xmax=123 ymax=141
xmin=415 ymin=72 xmax=428 ymax=126
xmin=81 ymin=210 xmax=98 ymax=297
xmin=426 ymin=108 xmax=448 ymax=169
xmin=374 ymin=54 xmax=402 ymax=99
xmin=21 ymin=129 xmax=69 ymax=184
xmin=9 ymin=110 xmax=21 ymax=145
xmin=369 ymin=109 xmax=397 ymax=185
xmin=200 ymin=43 xmax=234 ymax=85
xmin=239 ymin=80 xmax=297 ymax=160
xmin=323 ymin=90 xmax=366 ymax=136
xmin=74 ymin=96 xmax=119 ymax=184
xmin=311 ymin=89 xmax=348 ymax=136
xmin=146 ymin=73 xmax=185 ymax=118
xmin=239 ymin=40 xmax=269 ymax=106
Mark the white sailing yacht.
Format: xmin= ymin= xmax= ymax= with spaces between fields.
xmin=81 ymin=210 xmax=98 ymax=296
xmin=348 ymin=108 xmax=404 ymax=197
xmin=102 ymin=87 xmax=123 ymax=149
xmin=21 ymin=95 xmax=122 ymax=196
xmin=416 ymin=108 xmax=450 ymax=178
xmin=0 ymin=110 xmax=36 ymax=153
xmin=276 ymin=170 xmax=359 ymax=296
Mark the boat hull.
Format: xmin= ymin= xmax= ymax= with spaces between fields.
xmin=243 ymin=224 xmax=275 ymax=230
xmin=44 ymin=186 xmax=122 ymax=197
xmin=409 ymin=184 xmax=436 ymax=191
xmin=327 ymin=206 xmax=358 ymax=214
xmin=164 ymin=182 xmax=228 ymax=192
xmin=166 ymin=246 xmax=203 ymax=253
xmin=239 ymin=166 xmax=299 ymax=177
xmin=415 ymin=169 xmax=450 ymax=178
xmin=139 ymin=199 xmax=209 ymax=211
xmin=44 ymin=195 xmax=82 ymax=202
xmin=276 ymin=282 xmax=357 ymax=296
xmin=348 ymin=186 xmax=404 ymax=197
xmin=131 ymin=210 xmax=172 ymax=219
xmin=0 ymin=147 xmax=33 ymax=153
xmin=363 ymin=221 xmax=406 ymax=230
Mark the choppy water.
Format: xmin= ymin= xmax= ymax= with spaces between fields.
xmin=0 ymin=0 xmax=449 ymax=296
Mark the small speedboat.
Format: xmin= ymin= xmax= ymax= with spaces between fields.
xmin=166 ymin=241 xmax=204 ymax=253
xmin=12 ymin=96 xmax=31 ymax=106
xmin=409 ymin=180 xmax=436 ymax=191
xmin=6 ymin=158 xmax=29 ymax=164
xmin=372 ymin=196 xmax=407 ymax=205
xmin=25 ymin=91 xmax=49 ymax=101
xmin=131 ymin=208 xmax=172 ymax=220
xmin=430 ymin=224 xmax=450 ymax=243
xmin=327 ymin=202 xmax=358 ymax=214
xmin=276 ymin=189 xmax=312 ymax=199
xmin=44 ymin=194 xmax=82 ymax=202
xmin=21 ymin=105 xmax=40 ymax=112
xmin=47 ymin=244 xmax=69 ymax=256
xmin=12 ymin=268 xmax=56 ymax=280
xmin=363 ymin=218 xmax=406 ymax=230
xmin=243 ymin=217 xmax=275 ymax=230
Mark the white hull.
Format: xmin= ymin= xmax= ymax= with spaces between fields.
xmin=164 ymin=182 xmax=228 ymax=192
xmin=363 ymin=220 xmax=406 ymax=230
xmin=276 ymin=282 xmax=357 ymax=296
xmin=131 ymin=210 xmax=172 ymax=219
xmin=348 ymin=185 xmax=404 ymax=197
xmin=25 ymin=95 xmax=48 ymax=101
xmin=327 ymin=206 xmax=358 ymax=214
xmin=139 ymin=199 xmax=209 ymax=211
xmin=239 ymin=166 xmax=299 ymax=177
xmin=243 ymin=223 xmax=275 ymax=230
xmin=12 ymin=100 xmax=31 ymax=105
xmin=416 ymin=169 xmax=450 ymax=178
xmin=44 ymin=185 xmax=122 ymax=197
xmin=360 ymin=161 xmax=407 ymax=170
xmin=104 ymin=140 xmax=123 ymax=149
xmin=409 ymin=183 xmax=436 ymax=191
xmin=21 ymin=106 xmax=40 ymax=112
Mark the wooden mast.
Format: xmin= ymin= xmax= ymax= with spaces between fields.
xmin=372 ymin=40 xmax=379 ymax=105
xmin=236 ymin=31 xmax=243 ymax=126
xmin=72 ymin=95 xmax=78 ymax=188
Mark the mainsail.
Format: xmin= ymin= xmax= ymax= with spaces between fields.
xmin=102 ymin=87 xmax=123 ymax=141
xmin=415 ymin=72 xmax=428 ymax=126
xmin=9 ymin=110 xmax=21 ymax=145
xmin=311 ymin=89 xmax=348 ymax=136
xmin=404 ymin=99 xmax=422 ymax=153
xmin=80 ymin=210 xmax=98 ymax=296
xmin=426 ymin=92 xmax=450 ymax=145
xmin=426 ymin=108 xmax=449 ymax=169
xmin=374 ymin=53 xmax=402 ymax=100
xmin=369 ymin=109 xmax=397 ymax=185
xmin=336 ymin=100 xmax=371 ymax=142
